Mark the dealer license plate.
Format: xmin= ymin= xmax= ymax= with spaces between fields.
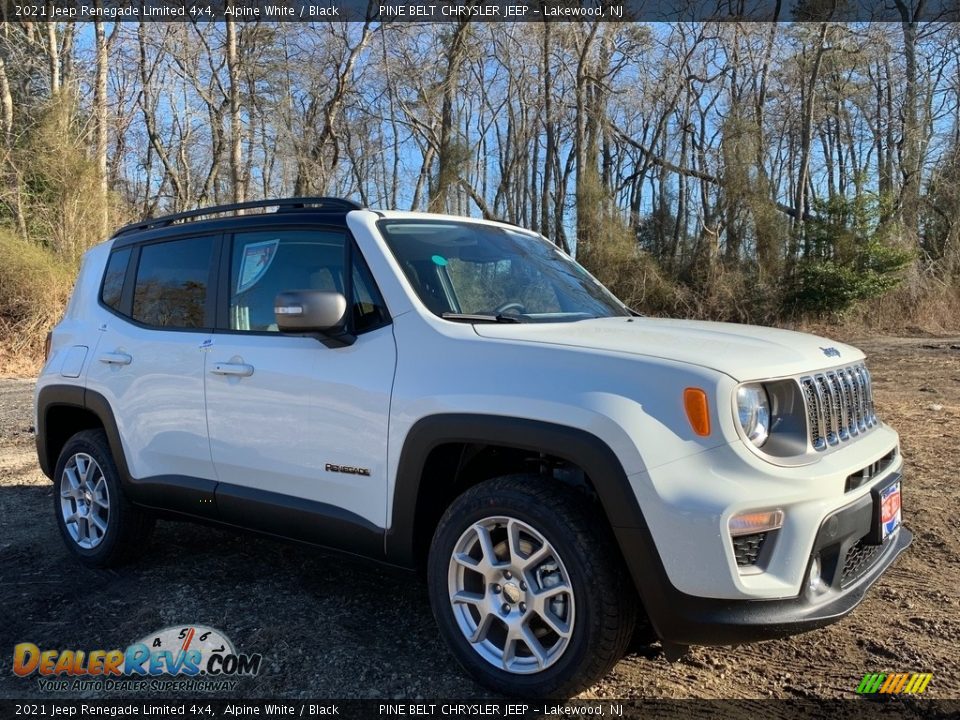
xmin=878 ymin=480 xmax=902 ymax=542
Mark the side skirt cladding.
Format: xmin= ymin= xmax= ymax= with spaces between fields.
xmin=35 ymin=384 xmax=385 ymax=561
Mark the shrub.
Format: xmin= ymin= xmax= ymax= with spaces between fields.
xmin=784 ymin=194 xmax=912 ymax=318
xmin=17 ymin=96 xmax=113 ymax=260
xmin=0 ymin=230 xmax=74 ymax=375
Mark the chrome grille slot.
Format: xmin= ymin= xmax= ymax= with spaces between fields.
xmin=801 ymin=379 xmax=825 ymax=450
xmin=800 ymin=363 xmax=877 ymax=452
xmin=816 ymin=375 xmax=839 ymax=445
xmin=828 ymin=371 xmax=849 ymax=441
xmin=840 ymin=368 xmax=858 ymax=437
xmin=853 ymin=367 xmax=870 ymax=432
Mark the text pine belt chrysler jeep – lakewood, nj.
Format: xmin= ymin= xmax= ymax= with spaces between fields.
xmin=35 ymin=197 xmax=910 ymax=696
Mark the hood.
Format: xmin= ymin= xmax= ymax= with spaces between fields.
xmin=472 ymin=317 xmax=864 ymax=381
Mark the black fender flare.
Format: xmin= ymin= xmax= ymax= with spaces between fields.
xmin=385 ymin=413 xmax=651 ymax=562
xmin=35 ymin=384 xmax=131 ymax=481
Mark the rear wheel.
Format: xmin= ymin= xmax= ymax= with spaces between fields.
xmin=428 ymin=475 xmax=637 ymax=697
xmin=53 ymin=429 xmax=153 ymax=567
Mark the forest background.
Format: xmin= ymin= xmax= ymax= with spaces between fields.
xmin=3 ymin=16 xmax=959 ymax=372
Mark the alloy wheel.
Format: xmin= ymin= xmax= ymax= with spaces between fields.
xmin=447 ymin=516 xmax=575 ymax=674
xmin=60 ymin=452 xmax=110 ymax=549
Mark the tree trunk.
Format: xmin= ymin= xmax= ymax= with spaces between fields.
xmin=574 ymin=22 xmax=600 ymax=249
xmin=225 ymin=11 xmax=244 ymax=206
xmin=541 ymin=19 xmax=554 ymax=243
xmin=896 ymin=0 xmax=924 ymax=241
xmin=430 ymin=19 xmax=472 ymax=213
xmin=137 ymin=22 xmax=187 ymax=209
xmin=94 ymin=12 xmax=109 ymax=235
xmin=0 ymin=53 xmax=26 ymax=236
xmin=46 ymin=18 xmax=60 ymax=95
xmin=793 ymin=22 xmax=829 ymax=254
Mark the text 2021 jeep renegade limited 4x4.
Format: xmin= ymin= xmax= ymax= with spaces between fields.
xmin=35 ymin=197 xmax=910 ymax=696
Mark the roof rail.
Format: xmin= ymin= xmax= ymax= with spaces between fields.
xmin=111 ymin=197 xmax=363 ymax=238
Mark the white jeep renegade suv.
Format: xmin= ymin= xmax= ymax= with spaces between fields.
xmin=35 ymin=197 xmax=910 ymax=696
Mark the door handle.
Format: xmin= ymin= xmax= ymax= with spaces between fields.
xmin=99 ymin=352 xmax=132 ymax=366
xmin=210 ymin=362 xmax=254 ymax=377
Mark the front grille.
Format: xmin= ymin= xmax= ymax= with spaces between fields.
xmin=840 ymin=538 xmax=884 ymax=588
xmin=732 ymin=532 xmax=768 ymax=566
xmin=800 ymin=363 xmax=877 ymax=451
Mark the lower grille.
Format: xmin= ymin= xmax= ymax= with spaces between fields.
xmin=733 ymin=532 xmax=768 ymax=566
xmin=840 ymin=539 xmax=884 ymax=588
xmin=846 ymin=448 xmax=898 ymax=492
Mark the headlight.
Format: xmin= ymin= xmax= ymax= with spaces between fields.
xmin=737 ymin=384 xmax=770 ymax=447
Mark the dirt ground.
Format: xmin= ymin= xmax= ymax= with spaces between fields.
xmin=0 ymin=336 xmax=958 ymax=701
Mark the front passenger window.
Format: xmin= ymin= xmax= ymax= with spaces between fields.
xmin=228 ymin=230 xmax=388 ymax=333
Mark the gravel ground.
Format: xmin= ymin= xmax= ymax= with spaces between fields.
xmin=0 ymin=337 xmax=958 ymax=700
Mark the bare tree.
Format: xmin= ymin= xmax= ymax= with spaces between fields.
xmin=225 ymin=6 xmax=244 ymax=205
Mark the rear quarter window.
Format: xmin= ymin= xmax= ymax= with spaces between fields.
xmin=100 ymin=247 xmax=131 ymax=312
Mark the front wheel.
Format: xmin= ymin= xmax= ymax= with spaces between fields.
xmin=427 ymin=476 xmax=637 ymax=697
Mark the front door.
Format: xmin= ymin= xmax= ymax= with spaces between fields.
xmin=203 ymin=227 xmax=395 ymax=552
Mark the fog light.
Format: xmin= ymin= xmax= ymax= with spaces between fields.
xmin=808 ymin=555 xmax=827 ymax=594
xmin=729 ymin=509 xmax=783 ymax=537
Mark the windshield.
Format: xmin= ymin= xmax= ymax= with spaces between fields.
xmin=378 ymin=220 xmax=630 ymax=323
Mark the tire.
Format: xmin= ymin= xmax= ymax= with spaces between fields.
xmin=427 ymin=475 xmax=637 ymax=697
xmin=53 ymin=429 xmax=154 ymax=567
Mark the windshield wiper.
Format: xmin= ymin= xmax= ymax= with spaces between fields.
xmin=441 ymin=313 xmax=525 ymax=324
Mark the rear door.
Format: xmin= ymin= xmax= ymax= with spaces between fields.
xmin=203 ymin=226 xmax=395 ymax=552
xmin=85 ymin=235 xmax=218 ymax=508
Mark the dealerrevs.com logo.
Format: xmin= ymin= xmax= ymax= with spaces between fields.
xmin=13 ymin=625 xmax=262 ymax=693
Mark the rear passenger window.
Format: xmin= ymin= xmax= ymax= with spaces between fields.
xmin=132 ymin=237 xmax=214 ymax=329
xmin=101 ymin=247 xmax=130 ymax=312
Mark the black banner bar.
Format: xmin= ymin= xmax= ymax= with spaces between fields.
xmin=2 ymin=0 xmax=960 ymax=24
xmin=1 ymin=699 xmax=959 ymax=720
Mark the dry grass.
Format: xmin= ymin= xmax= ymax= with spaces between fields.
xmin=579 ymin=216 xmax=960 ymax=335
xmin=0 ymin=231 xmax=74 ymax=377
xmin=0 ymin=95 xmax=117 ymax=377
xmin=844 ymin=276 xmax=960 ymax=335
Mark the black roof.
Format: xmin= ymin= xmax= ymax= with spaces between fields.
xmin=111 ymin=197 xmax=363 ymax=240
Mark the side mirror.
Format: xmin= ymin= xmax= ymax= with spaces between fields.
xmin=274 ymin=290 xmax=354 ymax=347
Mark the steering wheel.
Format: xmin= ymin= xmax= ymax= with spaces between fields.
xmin=493 ymin=301 xmax=526 ymax=316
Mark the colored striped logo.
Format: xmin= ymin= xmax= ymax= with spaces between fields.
xmin=856 ymin=672 xmax=933 ymax=694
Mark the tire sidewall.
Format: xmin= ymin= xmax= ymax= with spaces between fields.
xmin=53 ymin=432 xmax=126 ymax=565
xmin=428 ymin=485 xmax=604 ymax=696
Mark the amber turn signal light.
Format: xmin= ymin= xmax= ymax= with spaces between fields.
xmin=729 ymin=509 xmax=784 ymax=536
xmin=683 ymin=388 xmax=711 ymax=437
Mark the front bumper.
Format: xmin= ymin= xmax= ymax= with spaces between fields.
xmin=616 ymin=474 xmax=912 ymax=645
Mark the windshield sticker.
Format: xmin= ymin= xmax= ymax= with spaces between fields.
xmin=237 ymin=239 xmax=279 ymax=293
xmin=431 ymin=254 xmax=449 ymax=266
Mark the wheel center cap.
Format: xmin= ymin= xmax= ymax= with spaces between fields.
xmin=502 ymin=582 xmax=522 ymax=604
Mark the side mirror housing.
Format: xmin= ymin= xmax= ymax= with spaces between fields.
xmin=274 ymin=290 xmax=354 ymax=347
